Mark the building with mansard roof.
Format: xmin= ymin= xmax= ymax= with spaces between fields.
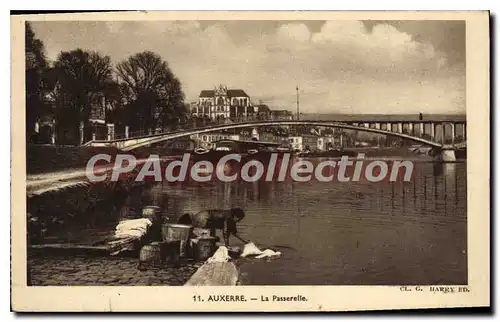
xmin=191 ymin=85 xmax=253 ymax=120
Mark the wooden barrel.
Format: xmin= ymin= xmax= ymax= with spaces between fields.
xmin=194 ymin=237 xmax=217 ymax=261
xmin=161 ymin=224 xmax=192 ymax=257
xmin=160 ymin=239 xmax=181 ymax=263
xmin=138 ymin=242 xmax=162 ymax=270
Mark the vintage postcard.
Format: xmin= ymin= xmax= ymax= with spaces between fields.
xmin=11 ymin=11 xmax=490 ymax=312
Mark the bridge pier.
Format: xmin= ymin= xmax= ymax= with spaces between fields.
xmin=440 ymin=149 xmax=457 ymax=162
xmin=451 ymin=123 xmax=455 ymax=145
xmin=251 ymin=128 xmax=260 ymax=141
xmin=429 ymin=147 xmax=457 ymax=162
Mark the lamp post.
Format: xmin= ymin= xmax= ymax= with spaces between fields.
xmin=296 ymin=85 xmax=300 ymax=121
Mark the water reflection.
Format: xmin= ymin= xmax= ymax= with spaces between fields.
xmin=109 ymin=160 xmax=468 ymax=285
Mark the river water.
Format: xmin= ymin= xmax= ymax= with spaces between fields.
xmin=30 ymin=156 xmax=467 ymax=286
xmin=112 ymin=157 xmax=467 ymax=286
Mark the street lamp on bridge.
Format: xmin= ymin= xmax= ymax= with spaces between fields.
xmin=296 ymin=85 xmax=300 ymax=121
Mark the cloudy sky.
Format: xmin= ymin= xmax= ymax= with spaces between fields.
xmin=31 ymin=20 xmax=465 ymax=115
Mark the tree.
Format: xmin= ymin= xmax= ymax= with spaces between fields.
xmin=116 ymin=51 xmax=186 ymax=134
xmin=25 ymin=22 xmax=50 ymax=143
xmin=51 ymin=49 xmax=117 ymax=144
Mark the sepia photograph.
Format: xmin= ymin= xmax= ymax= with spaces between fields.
xmin=11 ymin=11 xmax=490 ymax=312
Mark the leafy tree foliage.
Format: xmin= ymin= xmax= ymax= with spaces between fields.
xmin=25 ymin=22 xmax=50 ymax=142
xmin=116 ymin=51 xmax=186 ymax=134
xmin=25 ymin=29 xmax=187 ymax=144
xmin=51 ymin=49 xmax=117 ymax=143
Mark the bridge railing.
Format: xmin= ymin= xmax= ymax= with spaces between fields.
xmin=111 ymin=118 xmax=241 ymax=141
xmin=106 ymin=118 xmax=466 ymax=148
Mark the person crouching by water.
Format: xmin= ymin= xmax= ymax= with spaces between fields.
xmin=177 ymin=208 xmax=248 ymax=246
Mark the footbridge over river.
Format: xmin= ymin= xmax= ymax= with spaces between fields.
xmin=86 ymin=120 xmax=466 ymax=161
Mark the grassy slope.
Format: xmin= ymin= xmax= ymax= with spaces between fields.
xmin=26 ymin=145 xmax=144 ymax=174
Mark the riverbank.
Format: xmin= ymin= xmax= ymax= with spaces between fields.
xmin=27 ymin=145 xmax=121 ymax=174
xmin=27 ymin=156 xmax=155 ymax=197
xmin=26 ymin=176 xmax=205 ymax=286
xmin=27 ymin=144 xmax=158 ymax=174
xmin=27 ymin=253 xmax=203 ymax=286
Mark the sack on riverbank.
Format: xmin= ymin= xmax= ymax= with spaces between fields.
xmin=206 ymin=246 xmax=231 ymax=263
xmin=115 ymin=218 xmax=152 ymax=239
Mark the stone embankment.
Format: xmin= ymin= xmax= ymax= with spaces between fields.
xmin=28 ymin=254 xmax=203 ymax=286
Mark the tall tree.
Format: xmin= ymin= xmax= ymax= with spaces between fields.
xmin=51 ymin=49 xmax=116 ymax=144
xmin=116 ymin=51 xmax=186 ymax=133
xmin=25 ymin=22 xmax=49 ymax=142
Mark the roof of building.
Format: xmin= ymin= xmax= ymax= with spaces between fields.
xmin=255 ymin=104 xmax=271 ymax=113
xmin=271 ymin=110 xmax=293 ymax=115
xmin=199 ymin=89 xmax=250 ymax=98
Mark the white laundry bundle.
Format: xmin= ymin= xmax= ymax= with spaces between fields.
xmin=255 ymin=249 xmax=281 ymax=259
xmin=206 ymin=246 xmax=232 ymax=263
xmin=114 ymin=218 xmax=152 ymax=239
xmin=241 ymin=242 xmax=281 ymax=259
xmin=240 ymin=242 xmax=262 ymax=257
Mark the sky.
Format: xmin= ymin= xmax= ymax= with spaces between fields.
xmin=31 ymin=20 xmax=466 ymax=115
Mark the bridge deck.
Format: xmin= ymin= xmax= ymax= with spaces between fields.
xmin=86 ymin=120 xmax=466 ymax=151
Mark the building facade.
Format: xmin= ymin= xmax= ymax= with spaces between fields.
xmin=167 ymin=138 xmax=196 ymax=151
xmin=288 ymin=135 xmax=319 ymax=151
xmin=191 ymin=132 xmax=241 ymax=149
xmin=191 ymin=85 xmax=253 ymax=120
